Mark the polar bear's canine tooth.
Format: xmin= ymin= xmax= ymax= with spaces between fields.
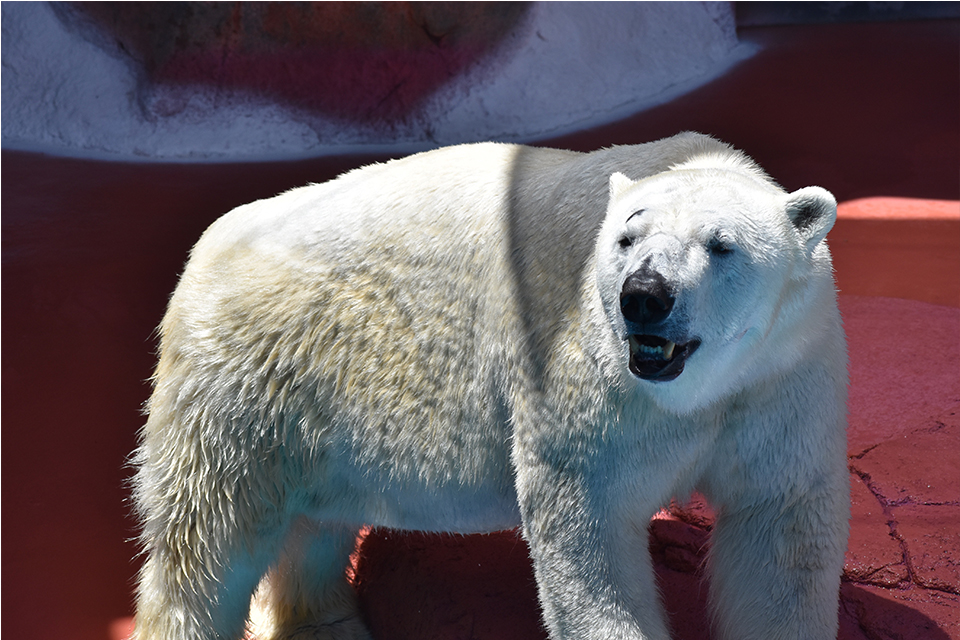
xmin=662 ymin=341 xmax=676 ymax=360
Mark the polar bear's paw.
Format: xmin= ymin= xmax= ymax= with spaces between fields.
xmin=267 ymin=617 xmax=373 ymax=640
xmin=247 ymin=592 xmax=373 ymax=640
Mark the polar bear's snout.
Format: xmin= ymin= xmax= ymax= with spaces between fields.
xmin=620 ymin=269 xmax=673 ymax=325
xmin=619 ymin=267 xmax=700 ymax=382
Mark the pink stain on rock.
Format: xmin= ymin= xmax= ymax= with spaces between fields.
xmin=71 ymin=2 xmax=528 ymax=123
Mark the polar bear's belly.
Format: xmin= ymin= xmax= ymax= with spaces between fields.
xmin=336 ymin=470 xmax=523 ymax=533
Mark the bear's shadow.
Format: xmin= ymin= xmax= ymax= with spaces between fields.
xmin=350 ymin=527 xmax=715 ymax=640
xmin=351 ymin=529 xmax=953 ymax=640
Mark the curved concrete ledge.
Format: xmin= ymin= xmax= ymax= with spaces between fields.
xmin=1 ymin=2 xmax=749 ymax=161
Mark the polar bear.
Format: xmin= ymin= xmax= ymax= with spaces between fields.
xmin=132 ymin=132 xmax=849 ymax=640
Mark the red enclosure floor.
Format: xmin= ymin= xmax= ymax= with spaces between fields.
xmin=2 ymin=19 xmax=958 ymax=640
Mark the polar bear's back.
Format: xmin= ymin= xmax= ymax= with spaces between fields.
xmin=193 ymin=143 xmax=520 ymax=265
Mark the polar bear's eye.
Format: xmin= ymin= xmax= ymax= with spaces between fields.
xmin=618 ymin=236 xmax=633 ymax=249
xmin=708 ymin=237 xmax=734 ymax=256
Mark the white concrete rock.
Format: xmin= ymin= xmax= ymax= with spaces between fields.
xmin=1 ymin=2 xmax=754 ymax=161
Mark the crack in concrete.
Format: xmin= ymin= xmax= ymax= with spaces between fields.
xmin=367 ymin=78 xmax=409 ymax=120
xmin=848 ymin=444 xmax=880 ymax=460
xmin=847 ymin=465 xmax=959 ymax=597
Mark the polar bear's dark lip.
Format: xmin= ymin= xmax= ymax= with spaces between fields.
xmin=627 ymin=335 xmax=701 ymax=382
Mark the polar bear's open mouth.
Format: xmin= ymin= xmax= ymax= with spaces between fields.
xmin=627 ymin=335 xmax=701 ymax=381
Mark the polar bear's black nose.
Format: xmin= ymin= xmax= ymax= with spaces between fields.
xmin=620 ymin=272 xmax=674 ymax=325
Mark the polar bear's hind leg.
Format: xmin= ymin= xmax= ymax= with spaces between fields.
xmin=250 ymin=519 xmax=371 ymax=640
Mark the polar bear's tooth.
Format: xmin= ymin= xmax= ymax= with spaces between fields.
xmin=662 ymin=341 xmax=676 ymax=360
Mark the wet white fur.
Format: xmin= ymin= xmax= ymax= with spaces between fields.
xmin=133 ymin=133 xmax=849 ymax=640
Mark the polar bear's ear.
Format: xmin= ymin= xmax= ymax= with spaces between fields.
xmin=608 ymin=172 xmax=635 ymax=200
xmin=786 ymin=186 xmax=837 ymax=252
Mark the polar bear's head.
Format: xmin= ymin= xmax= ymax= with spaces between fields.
xmin=594 ymin=160 xmax=838 ymax=413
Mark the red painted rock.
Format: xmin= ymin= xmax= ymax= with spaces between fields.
xmin=841 ymin=296 xmax=960 ymax=451
xmin=851 ymin=421 xmax=960 ymax=506
xmin=654 ymin=564 xmax=712 ymax=640
xmin=649 ymin=513 xmax=710 ymax=574
xmin=668 ymin=493 xmax=716 ymax=529
xmin=352 ymin=529 xmax=545 ymax=640
xmin=832 ymin=198 xmax=960 ymax=307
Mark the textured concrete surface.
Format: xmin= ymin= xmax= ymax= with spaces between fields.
xmin=1 ymin=2 xmax=743 ymax=158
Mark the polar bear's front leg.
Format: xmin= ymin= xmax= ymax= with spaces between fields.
xmin=515 ymin=458 xmax=671 ymax=640
xmin=701 ymin=374 xmax=849 ymax=640
xmin=705 ymin=490 xmax=848 ymax=640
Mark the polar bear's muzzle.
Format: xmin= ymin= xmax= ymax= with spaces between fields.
xmin=620 ymin=270 xmax=700 ymax=381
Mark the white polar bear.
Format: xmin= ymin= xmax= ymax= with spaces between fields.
xmin=132 ymin=132 xmax=849 ymax=640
